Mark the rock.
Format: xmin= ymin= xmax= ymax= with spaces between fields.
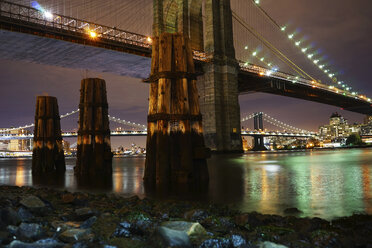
xmin=17 ymin=208 xmax=34 ymax=222
xmin=80 ymin=216 xmax=97 ymax=229
xmin=8 ymin=238 xmax=64 ymax=248
xmin=184 ymin=209 xmax=209 ymax=222
xmin=310 ymin=229 xmax=340 ymax=247
xmin=199 ymin=238 xmax=232 ymax=248
xmin=124 ymin=211 xmax=153 ymax=235
xmin=283 ymin=208 xmax=303 ymax=216
xmin=18 ymin=223 xmax=45 ymax=240
xmin=112 ymin=222 xmax=131 ymax=238
xmin=7 ymin=225 xmax=18 ymax=235
xmin=0 ymin=207 xmax=21 ymax=227
xmin=20 ymin=196 xmax=45 ymax=209
xmin=259 ymin=241 xmax=288 ymax=248
xmin=161 ymin=221 xmax=208 ymax=244
xmin=58 ymin=228 xmax=93 ymax=243
xmin=155 ymin=226 xmax=192 ymax=248
xmin=75 ymin=208 xmax=94 ymax=221
xmin=72 ymin=242 xmax=90 ymax=248
xmin=51 ymin=221 xmax=80 ymax=233
xmin=91 ymin=215 xmax=119 ymax=240
xmin=231 ymin=235 xmax=248 ymax=247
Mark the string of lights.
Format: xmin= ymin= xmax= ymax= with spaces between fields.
xmin=241 ymin=113 xmax=313 ymax=134
xmin=263 ymin=113 xmax=312 ymax=133
xmin=0 ymin=109 xmax=79 ymax=133
xmin=251 ymin=0 xmax=361 ymax=97
xmin=0 ymin=109 xmax=147 ymax=133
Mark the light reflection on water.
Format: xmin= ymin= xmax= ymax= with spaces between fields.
xmin=0 ymin=149 xmax=372 ymax=220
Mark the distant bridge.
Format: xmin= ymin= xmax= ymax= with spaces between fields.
xmin=0 ymin=130 xmax=314 ymax=140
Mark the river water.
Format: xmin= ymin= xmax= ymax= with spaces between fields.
xmin=1 ymin=148 xmax=371 ymax=220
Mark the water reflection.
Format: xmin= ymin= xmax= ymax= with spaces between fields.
xmin=0 ymin=149 xmax=372 ymax=220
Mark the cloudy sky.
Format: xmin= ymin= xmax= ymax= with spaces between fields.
xmin=0 ymin=0 xmax=371 ymax=148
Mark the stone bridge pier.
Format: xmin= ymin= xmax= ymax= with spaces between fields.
xmin=153 ymin=0 xmax=242 ymax=152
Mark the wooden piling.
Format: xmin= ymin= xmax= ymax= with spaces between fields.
xmin=32 ymin=96 xmax=65 ymax=175
xmin=75 ymin=78 xmax=112 ymax=178
xmin=144 ymin=33 xmax=210 ymax=186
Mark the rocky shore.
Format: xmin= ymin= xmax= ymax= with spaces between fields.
xmin=0 ymin=185 xmax=371 ymax=248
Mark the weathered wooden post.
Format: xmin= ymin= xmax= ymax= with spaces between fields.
xmin=75 ymin=78 xmax=112 ymax=178
xmin=144 ymin=33 xmax=210 ymax=186
xmin=32 ymin=96 xmax=65 ymax=175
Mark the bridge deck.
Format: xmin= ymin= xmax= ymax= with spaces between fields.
xmin=238 ymin=71 xmax=372 ymax=115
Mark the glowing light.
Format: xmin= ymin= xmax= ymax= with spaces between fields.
xmin=89 ymin=31 xmax=97 ymax=38
xmin=288 ymin=34 xmax=294 ymax=39
xmin=338 ymin=81 xmax=342 ymax=85
xmin=259 ymin=71 xmax=264 ymax=76
xmin=146 ymin=37 xmax=152 ymax=43
xmin=313 ymin=60 xmax=319 ymax=64
xmin=307 ymin=54 xmax=314 ymax=59
xmin=268 ymin=63 xmax=272 ymax=67
xmin=252 ymin=51 xmax=257 ymax=56
xmin=319 ymin=65 xmax=324 ymax=69
xmin=44 ymin=11 xmax=53 ymax=19
xmin=266 ymin=70 xmax=273 ymax=76
xmin=301 ymin=48 xmax=308 ymax=53
xmin=281 ymin=26 xmax=286 ymax=31
xmin=255 ymin=0 xmax=260 ymax=4
xmin=328 ymin=73 xmax=334 ymax=78
xmin=260 ymin=57 xmax=264 ymax=61
xmin=295 ymin=41 xmax=301 ymax=46
xmin=244 ymin=46 xmax=248 ymax=50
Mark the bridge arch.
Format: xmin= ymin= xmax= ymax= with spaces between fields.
xmin=153 ymin=0 xmax=204 ymax=50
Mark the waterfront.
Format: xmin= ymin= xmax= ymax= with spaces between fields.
xmin=0 ymin=149 xmax=371 ymax=220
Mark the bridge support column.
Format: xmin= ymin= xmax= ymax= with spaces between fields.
xmin=144 ymin=33 xmax=209 ymax=186
xmin=75 ymin=78 xmax=112 ymax=179
xmin=32 ymin=96 xmax=65 ymax=176
xmin=197 ymin=0 xmax=242 ymax=152
xmin=252 ymin=112 xmax=267 ymax=151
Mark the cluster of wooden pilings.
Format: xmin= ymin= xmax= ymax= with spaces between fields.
xmin=32 ymin=79 xmax=112 ymax=186
xmin=144 ymin=33 xmax=210 ymax=186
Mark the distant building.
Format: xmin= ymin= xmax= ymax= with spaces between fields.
xmin=361 ymin=115 xmax=372 ymax=137
xmin=318 ymin=112 xmax=360 ymax=142
xmin=0 ymin=128 xmax=32 ymax=151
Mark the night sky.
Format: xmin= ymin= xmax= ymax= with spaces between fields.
xmin=0 ymin=0 xmax=371 ymax=148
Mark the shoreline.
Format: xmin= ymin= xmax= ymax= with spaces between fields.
xmin=0 ymin=185 xmax=371 ymax=247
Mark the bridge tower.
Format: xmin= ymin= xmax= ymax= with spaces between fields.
xmin=252 ymin=112 xmax=267 ymax=151
xmin=153 ymin=0 xmax=242 ymax=152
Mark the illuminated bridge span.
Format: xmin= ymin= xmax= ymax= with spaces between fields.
xmin=0 ymin=130 xmax=313 ymax=140
xmin=0 ymin=0 xmax=369 ymax=152
xmin=0 ymin=109 xmax=315 ymax=140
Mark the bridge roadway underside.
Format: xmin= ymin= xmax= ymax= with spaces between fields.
xmin=238 ymin=71 xmax=372 ymax=115
xmin=0 ymin=28 xmax=151 ymax=79
xmin=1 ymin=20 xmax=372 ymax=116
